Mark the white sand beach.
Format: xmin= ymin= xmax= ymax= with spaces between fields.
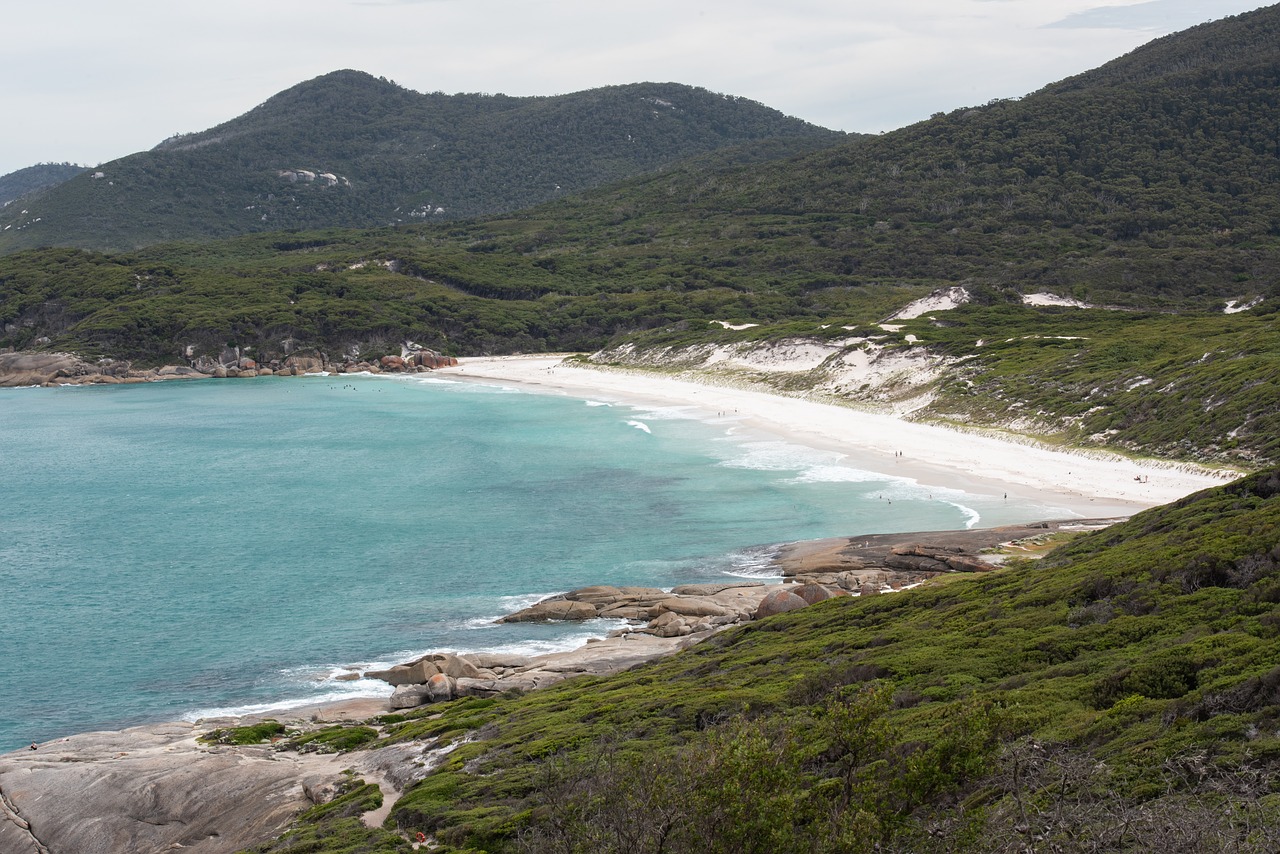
xmin=442 ymin=355 xmax=1239 ymax=518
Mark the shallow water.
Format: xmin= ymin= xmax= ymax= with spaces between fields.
xmin=0 ymin=374 xmax=1065 ymax=750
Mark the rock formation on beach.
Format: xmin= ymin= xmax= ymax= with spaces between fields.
xmin=361 ymin=520 xmax=1108 ymax=712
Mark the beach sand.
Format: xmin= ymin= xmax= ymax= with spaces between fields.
xmin=441 ymin=355 xmax=1238 ymax=517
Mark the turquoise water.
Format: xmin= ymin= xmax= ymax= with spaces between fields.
xmin=1 ymin=374 xmax=1063 ymax=750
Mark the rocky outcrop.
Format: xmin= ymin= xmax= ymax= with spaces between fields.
xmin=367 ymin=580 xmax=856 ymax=710
xmin=0 ymin=346 xmax=460 ymax=388
xmin=0 ymin=352 xmax=130 ymax=387
xmin=0 ymin=722 xmax=353 ymax=854
xmin=770 ymin=521 xmax=1115 ymax=593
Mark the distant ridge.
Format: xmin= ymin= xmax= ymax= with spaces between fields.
xmin=0 ymin=162 xmax=85 ymax=209
xmin=0 ymin=72 xmax=840 ymax=253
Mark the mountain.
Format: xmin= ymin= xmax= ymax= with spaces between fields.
xmin=519 ymin=3 xmax=1280 ymax=309
xmin=0 ymin=72 xmax=841 ymax=253
xmin=0 ymin=162 xmax=85 ymax=208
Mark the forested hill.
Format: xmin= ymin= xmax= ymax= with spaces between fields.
xmin=519 ymin=2 xmax=1280 ymax=309
xmin=0 ymin=73 xmax=841 ymax=254
xmin=0 ymin=163 xmax=85 ymax=209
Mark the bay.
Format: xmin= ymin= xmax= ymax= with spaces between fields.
xmin=1 ymin=373 xmax=1062 ymax=750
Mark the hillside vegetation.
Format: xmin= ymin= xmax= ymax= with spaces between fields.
xmin=238 ymin=467 xmax=1280 ymax=853
xmin=0 ymin=73 xmax=840 ymax=253
xmin=0 ymin=162 xmax=85 ymax=208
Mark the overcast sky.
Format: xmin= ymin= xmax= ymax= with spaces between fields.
xmin=2 ymin=0 xmax=1270 ymax=177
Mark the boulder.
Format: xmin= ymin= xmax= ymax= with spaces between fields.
xmin=405 ymin=659 xmax=442 ymax=683
xmin=754 ymin=588 xmax=809 ymax=619
xmin=432 ymin=654 xmax=484 ymax=680
xmin=794 ymin=584 xmax=835 ymax=606
xmin=389 ymin=684 xmax=432 ymax=710
xmin=453 ymin=677 xmax=505 ymax=698
xmin=425 ymin=673 xmax=456 ymax=703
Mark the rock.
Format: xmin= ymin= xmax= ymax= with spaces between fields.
xmin=500 ymin=599 xmax=600 ymax=622
xmin=941 ymin=555 xmax=998 ymax=572
xmin=0 ymin=352 xmax=87 ymax=387
xmin=754 ymin=588 xmax=809 ymax=619
xmin=380 ymin=355 xmax=406 ymax=370
xmin=0 ymin=721 xmax=353 ymax=854
xmin=669 ymin=582 xmax=765 ymax=596
xmin=598 ymin=605 xmax=653 ymax=621
xmin=648 ymin=597 xmax=729 ymax=618
xmin=885 ymin=554 xmax=949 ymax=572
xmin=794 ymin=584 xmax=835 ymax=605
xmin=453 ymin=677 xmax=505 ymax=698
xmin=302 ymin=774 xmax=343 ymax=805
xmin=156 ymin=365 xmax=206 ymax=378
xmin=389 ymin=684 xmax=432 ymax=709
xmin=413 ymin=350 xmax=458 ymax=369
xmin=425 ymin=673 xmax=456 ymax=703
xmin=285 ymin=355 xmax=324 ymax=373
xmin=650 ymin=615 xmax=691 ymax=638
xmin=365 ymin=662 xmax=437 ymax=687
xmin=213 ymin=365 xmax=228 ymax=378
xmin=467 ymin=653 xmax=532 ymax=670
xmin=432 ymin=654 xmax=484 ymax=680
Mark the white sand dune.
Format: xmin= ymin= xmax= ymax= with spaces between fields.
xmin=442 ymin=355 xmax=1238 ymax=519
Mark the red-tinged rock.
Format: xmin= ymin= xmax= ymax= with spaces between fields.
xmin=426 ymin=673 xmax=455 ymax=702
xmin=795 ymin=584 xmax=835 ymax=606
xmin=754 ymin=588 xmax=809 ymax=619
xmin=380 ymin=355 xmax=405 ymax=370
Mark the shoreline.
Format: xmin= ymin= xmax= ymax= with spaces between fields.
xmin=4 ymin=353 xmax=1240 ymax=744
xmin=440 ymin=355 xmax=1237 ymax=517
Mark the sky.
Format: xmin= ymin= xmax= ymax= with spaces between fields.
xmin=2 ymin=0 xmax=1271 ymax=177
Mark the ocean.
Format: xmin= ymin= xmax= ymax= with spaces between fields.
xmin=0 ymin=373 xmax=1068 ymax=750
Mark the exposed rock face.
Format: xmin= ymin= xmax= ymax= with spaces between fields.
xmin=0 ymin=722 xmax=352 ymax=854
xmin=771 ymin=521 xmax=1107 ymax=592
xmin=0 ymin=352 xmax=89 ymax=387
xmin=500 ymin=582 xmax=770 ymax=625
xmin=500 ymin=598 xmax=601 ymax=622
